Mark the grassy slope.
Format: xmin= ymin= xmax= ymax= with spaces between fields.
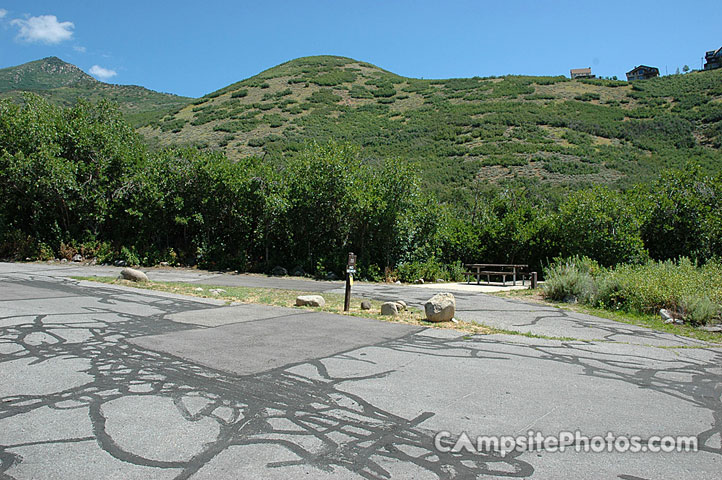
xmin=0 ymin=57 xmax=191 ymax=127
xmin=138 ymin=55 xmax=722 ymax=193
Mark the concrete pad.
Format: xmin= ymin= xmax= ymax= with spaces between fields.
xmin=411 ymin=282 xmax=530 ymax=293
xmin=130 ymin=311 xmax=423 ymax=376
xmin=166 ymin=303 xmax=303 ymax=327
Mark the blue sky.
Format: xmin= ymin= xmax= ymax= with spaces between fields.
xmin=1 ymin=1 xmax=720 ymax=98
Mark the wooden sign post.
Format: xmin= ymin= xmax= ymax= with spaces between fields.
xmin=344 ymin=252 xmax=356 ymax=312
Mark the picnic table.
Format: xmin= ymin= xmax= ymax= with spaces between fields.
xmin=463 ymin=263 xmax=529 ymax=286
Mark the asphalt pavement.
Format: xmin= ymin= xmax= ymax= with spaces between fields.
xmin=1 ymin=262 xmax=721 ymax=479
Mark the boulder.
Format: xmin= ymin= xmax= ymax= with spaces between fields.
xmin=72 ymin=254 xmax=83 ymax=262
xmin=424 ymin=292 xmax=456 ymax=322
xmin=271 ymin=266 xmax=288 ymax=276
xmin=360 ymin=300 xmax=372 ymax=310
xmin=290 ymin=266 xmax=306 ymax=277
xmin=381 ymin=302 xmax=399 ymax=316
xmin=395 ymin=300 xmax=407 ymax=311
xmin=209 ymin=289 xmax=226 ymax=295
xmin=414 ymin=278 xmax=425 ymax=284
xmin=119 ymin=268 xmax=149 ymax=282
xmin=296 ymin=295 xmax=326 ymax=308
xmin=435 ymin=278 xmax=445 ymax=283
xmin=114 ymin=260 xmax=127 ymax=267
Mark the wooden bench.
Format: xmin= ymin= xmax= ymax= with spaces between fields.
xmin=463 ymin=264 xmax=529 ymax=286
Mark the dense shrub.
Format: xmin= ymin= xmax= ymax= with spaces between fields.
xmin=544 ymin=257 xmax=722 ymax=325
xmin=542 ymin=256 xmax=599 ymax=303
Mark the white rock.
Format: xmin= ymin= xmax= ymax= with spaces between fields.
xmin=119 ymin=268 xmax=149 ymax=282
xmin=424 ymin=292 xmax=456 ymax=322
xmin=395 ymin=300 xmax=407 ymax=311
xmin=296 ymin=295 xmax=325 ymax=308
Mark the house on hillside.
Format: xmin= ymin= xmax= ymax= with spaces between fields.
xmin=626 ymin=65 xmax=660 ymax=81
xmin=704 ymin=47 xmax=722 ymax=70
xmin=570 ymin=67 xmax=595 ymax=79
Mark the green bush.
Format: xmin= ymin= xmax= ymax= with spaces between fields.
xmin=542 ymin=256 xmax=599 ymax=303
xmin=545 ymin=256 xmax=722 ymax=324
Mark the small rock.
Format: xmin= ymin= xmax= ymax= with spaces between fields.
xmin=414 ymin=278 xmax=425 ymax=284
xmin=360 ymin=300 xmax=372 ymax=310
xmin=395 ymin=300 xmax=407 ymax=311
xmin=660 ymin=308 xmax=684 ymax=324
xmin=194 ymin=287 xmax=204 ymax=292
xmin=395 ymin=280 xmax=401 ymax=284
xmin=72 ymin=254 xmax=83 ymax=262
xmin=381 ymin=302 xmax=399 ymax=316
xmin=271 ymin=266 xmax=288 ymax=276
xmin=119 ymin=268 xmax=149 ymax=282
xmin=296 ymin=295 xmax=325 ymax=308
xmin=159 ymin=261 xmax=169 ymax=266
xmin=424 ymin=292 xmax=456 ymax=322
xmin=209 ymin=289 xmax=226 ymax=295
xmin=435 ymin=278 xmax=445 ymax=283
xmin=25 ymin=257 xmax=31 ymax=261
xmin=114 ymin=260 xmax=127 ymax=267
xmin=290 ymin=266 xmax=306 ymax=277
xmin=60 ymin=258 xmax=68 ymax=263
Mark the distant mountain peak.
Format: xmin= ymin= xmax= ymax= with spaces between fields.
xmin=0 ymin=56 xmax=95 ymax=93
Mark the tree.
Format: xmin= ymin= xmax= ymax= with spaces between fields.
xmin=555 ymin=187 xmax=647 ymax=266
xmin=683 ymin=65 xmax=690 ymax=73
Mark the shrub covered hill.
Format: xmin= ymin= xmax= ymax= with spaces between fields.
xmin=139 ymin=55 xmax=722 ymax=197
xmin=0 ymin=56 xmax=190 ymax=127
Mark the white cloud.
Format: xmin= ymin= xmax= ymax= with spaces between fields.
xmin=11 ymin=15 xmax=74 ymax=44
xmin=89 ymin=65 xmax=117 ymax=80
xmin=73 ymin=45 xmax=86 ymax=53
xmin=0 ymin=9 xmax=8 ymax=19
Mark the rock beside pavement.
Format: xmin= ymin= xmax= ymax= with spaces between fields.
xmin=296 ymin=295 xmax=325 ymax=308
xmin=381 ymin=302 xmax=399 ymax=316
xmin=424 ymin=292 xmax=455 ymax=322
xmin=271 ymin=266 xmax=288 ymax=276
xmin=119 ymin=268 xmax=149 ymax=282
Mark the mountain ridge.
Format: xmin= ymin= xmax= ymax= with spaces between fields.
xmin=0 ymin=57 xmax=191 ymax=126
xmin=136 ymin=55 xmax=722 ymax=191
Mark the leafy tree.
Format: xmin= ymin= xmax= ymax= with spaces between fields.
xmin=555 ymin=187 xmax=647 ymax=266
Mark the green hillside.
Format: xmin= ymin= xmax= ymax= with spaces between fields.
xmin=0 ymin=57 xmax=191 ymax=126
xmin=139 ymin=55 xmax=722 ymax=192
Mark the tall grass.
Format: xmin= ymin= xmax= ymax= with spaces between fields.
xmin=542 ymin=257 xmax=722 ymax=325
